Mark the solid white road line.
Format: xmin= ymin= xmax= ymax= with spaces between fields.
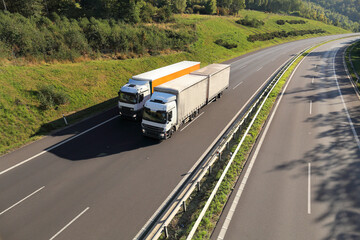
xmin=312 ymin=76 xmax=314 ymax=84
xmin=0 ymin=115 xmax=120 ymax=176
xmin=232 ymin=81 xmax=243 ymax=90
xmin=310 ymin=100 xmax=312 ymax=115
xmin=308 ymin=163 xmax=311 ymax=214
xmin=49 ymin=207 xmax=90 ymax=240
xmin=333 ymin=48 xmax=360 ymax=150
xmin=217 ymin=51 xmax=308 ymax=240
xmin=0 ymin=186 xmax=45 ymax=216
xmin=180 ymin=112 xmax=205 ymax=132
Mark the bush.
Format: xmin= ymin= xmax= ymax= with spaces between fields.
xmin=236 ymin=15 xmax=264 ymax=28
xmin=247 ymin=29 xmax=326 ymax=42
xmin=37 ymin=85 xmax=69 ymax=110
xmin=214 ymin=39 xmax=237 ymax=49
xmin=286 ymin=20 xmax=306 ymax=24
xmin=277 ymin=19 xmax=306 ymax=25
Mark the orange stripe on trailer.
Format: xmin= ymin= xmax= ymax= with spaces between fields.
xmin=151 ymin=63 xmax=200 ymax=93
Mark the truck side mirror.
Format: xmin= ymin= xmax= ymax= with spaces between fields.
xmin=139 ymin=94 xmax=144 ymax=102
xmin=168 ymin=112 xmax=172 ymax=121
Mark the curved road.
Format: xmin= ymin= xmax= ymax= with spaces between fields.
xmin=0 ymin=34 xmax=358 ymax=240
xmin=213 ymin=36 xmax=360 ymax=240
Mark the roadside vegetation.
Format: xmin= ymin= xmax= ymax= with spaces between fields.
xmin=0 ymin=10 xmax=350 ymax=155
xmin=345 ymin=41 xmax=360 ymax=91
xmin=162 ymin=46 xmax=314 ymax=240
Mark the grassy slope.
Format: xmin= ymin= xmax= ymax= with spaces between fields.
xmin=0 ymin=10 xmax=349 ymax=154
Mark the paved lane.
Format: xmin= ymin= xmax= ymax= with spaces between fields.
xmin=0 ymin=34 xmax=358 ymax=240
xmin=213 ymin=36 xmax=360 ymax=240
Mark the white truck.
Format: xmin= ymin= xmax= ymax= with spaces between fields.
xmin=141 ymin=63 xmax=230 ymax=139
xmin=118 ymin=61 xmax=200 ymax=120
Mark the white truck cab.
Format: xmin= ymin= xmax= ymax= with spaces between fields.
xmin=142 ymin=92 xmax=177 ymax=139
xmin=118 ymin=79 xmax=150 ymax=120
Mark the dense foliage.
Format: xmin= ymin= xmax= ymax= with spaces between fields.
xmin=307 ymin=0 xmax=360 ymax=23
xmin=0 ymin=0 xmax=358 ymax=62
xmin=0 ymin=11 xmax=196 ymax=61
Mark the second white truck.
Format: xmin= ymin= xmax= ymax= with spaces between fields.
xmin=141 ymin=63 xmax=230 ymax=139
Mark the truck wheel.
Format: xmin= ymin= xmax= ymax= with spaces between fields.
xmin=167 ymin=127 xmax=175 ymax=139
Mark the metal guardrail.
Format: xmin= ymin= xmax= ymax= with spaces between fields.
xmin=186 ymin=46 xmax=311 ymax=240
xmin=135 ymin=47 xmax=311 ymax=240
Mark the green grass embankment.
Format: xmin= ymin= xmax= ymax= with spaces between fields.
xmin=0 ymin=10 xmax=350 ymax=154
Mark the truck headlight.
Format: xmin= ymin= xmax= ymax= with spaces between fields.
xmin=160 ymin=133 xmax=165 ymax=138
xmin=142 ymin=129 xmax=146 ymax=133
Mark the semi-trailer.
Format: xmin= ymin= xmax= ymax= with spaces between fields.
xmin=141 ymin=63 xmax=230 ymax=139
xmin=118 ymin=61 xmax=200 ymax=120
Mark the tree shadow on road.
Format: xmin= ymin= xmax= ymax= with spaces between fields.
xmin=270 ymin=45 xmax=360 ymax=240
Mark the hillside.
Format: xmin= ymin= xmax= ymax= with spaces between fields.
xmin=0 ymin=11 xmax=350 ymax=154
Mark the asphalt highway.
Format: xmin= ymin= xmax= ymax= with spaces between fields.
xmin=0 ymin=34 xmax=358 ymax=240
xmin=212 ymin=37 xmax=360 ymax=240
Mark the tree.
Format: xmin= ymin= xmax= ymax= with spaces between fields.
xmin=6 ymin=0 xmax=44 ymax=17
xmin=230 ymin=0 xmax=245 ymax=14
xmin=171 ymin=0 xmax=186 ymax=13
xmin=204 ymin=0 xmax=217 ymax=14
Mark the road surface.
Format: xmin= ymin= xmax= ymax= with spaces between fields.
xmin=0 ymin=34 xmax=358 ymax=240
xmin=213 ymin=37 xmax=360 ymax=240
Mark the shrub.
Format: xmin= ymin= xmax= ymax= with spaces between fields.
xmin=247 ymin=29 xmax=326 ymax=42
xmin=236 ymin=15 xmax=264 ymax=28
xmin=37 ymin=85 xmax=69 ymax=110
xmin=286 ymin=20 xmax=306 ymax=24
xmin=276 ymin=20 xmax=285 ymax=25
xmin=214 ymin=39 xmax=237 ymax=49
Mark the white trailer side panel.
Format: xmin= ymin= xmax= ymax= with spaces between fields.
xmin=191 ymin=64 xmax=230 ymax=101
xmin=154 ymin=74 xmax=208 ymax=123
xmin=132 ymin=61 xmax=200 ymax=82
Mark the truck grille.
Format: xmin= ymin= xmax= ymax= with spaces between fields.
xmin=143 ymin=124 xmax=163 ymax=138
xmin=121 ymin=107 xmax=133 ymax=115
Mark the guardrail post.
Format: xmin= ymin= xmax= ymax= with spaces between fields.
xmin=62 ymin=114 xmax=68 ymax=125
xmin=164 ymin=226 xmax=169 ymax=239
xmin=226 ymin=141 xmax=230 ymax=150
xmin=182 ymin=201 xmax=187 ymax=212
xmin=197 ymin=182 xmax=201 ymax=191
xmin=208 ymin=165 xmax=212 ymax=175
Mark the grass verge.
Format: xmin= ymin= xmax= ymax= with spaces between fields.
xmin=162 ymin=47 xmax=314 ymax=240
xmin=345 ymin=40 xmax=360 ymax=90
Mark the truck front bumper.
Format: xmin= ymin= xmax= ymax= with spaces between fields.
xmin=119 ymin=107 xmax=142 ymax=120
xmin=142 ymin=124 xmax=166 ymax=139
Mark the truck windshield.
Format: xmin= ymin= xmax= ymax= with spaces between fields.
xmin=119 ymin=91 xmax=137 ymax=104
xmin=143 ymin=107 xmax=167 ymax=124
